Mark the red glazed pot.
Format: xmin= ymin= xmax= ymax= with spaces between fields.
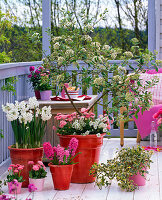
xmin=34 ymin=90 xmax=41 ymax=100
xmin=8 ymin=146 xmax=43 ymax=188
xmin=57 ymin=133 xmax=105 ymax=183
xmin=48 ymin=163 xmax=74 ymax=190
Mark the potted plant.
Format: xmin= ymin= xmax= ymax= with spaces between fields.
xmin=2 ymin=97 xmax=52 ymax=187
xmin=28 ymin=160 xmax=47 ymax=192
xmin=43 ymin=137 xmax=80 ymax=190
xmin=37 ymin=71 xmax=52 ymax=101
xmin=90 ymin=146 xmax=153 ymax=191
xmin=7 ymin=164 xmax=24 ymax=194
xmin=53 ymin=108 xmax=111 ymax=183
xmin=28 ymin=66 xmax=42 ymax=99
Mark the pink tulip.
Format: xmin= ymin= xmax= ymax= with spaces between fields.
xmin=8 ymin=167 xmax=12 ymax=171
xmin=14 ymin=169 xmax=18 ymax=173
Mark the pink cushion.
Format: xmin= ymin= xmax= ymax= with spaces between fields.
xmin=146 ymin=68 xmax=162 ymax=74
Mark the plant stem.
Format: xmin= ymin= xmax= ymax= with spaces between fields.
xmin=16 ymin=142 xmax=18 ymax=149
xmin=64 ymin=85 xmax=82 ymax=116
xmin=87 ymin=90 xmax=108 ymax=112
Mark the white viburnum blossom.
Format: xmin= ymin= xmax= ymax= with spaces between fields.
xmin=102 ymin=45 xmax=111 ymax=51
xmin=82 ymin=35 xmax=92 ymax=42
xmin=28 ymin=97 xmax=39 ymax=109
xmin=65 ymin=49 xmax=74 ymax=57
xmin=58 ymin=57 xmax=65 ymax=66
xmin=53 ymin=42 xmax=60 ymax=50
xmin=91 ymin=42 xmax=101 ymax=48
xmin=111 ymin=52 xmax=117 ymax=60
xmin=124 ymin=51 xmax=133 ymax=59
xmin=94 ymin=77 xmax=105 ymax=86
xmin=52 ymin=36 xmax=62 ymax=43
xmin=118 ymin=66 xmax=127 ymax=73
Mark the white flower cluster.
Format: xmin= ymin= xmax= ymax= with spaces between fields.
xmin=92 ymin=56 xmax=104 ymax=63
xmin=58 ymin=57 xmax=65 ymax=65
xmin=89 ymin=117 xmax=107 ymax=133
xmin=91 ymin=42 xmax=101 ymax=48
xmin=118 ymin=66 xmax=126 ymax=73
xmin=53 ymin=42 xmax=60 ymax=50
xmin=72 ymin=120 xmax=82 ymax=130
xmin=102 ymin=45 xmax=111 ymax=51
xmin=124 ymin=51 xmax=133 ymax=59
xmin=2 ymin=97 xmax=52 ymax=123
xmin=52 ymin=36 xmax=62 ymax=43
xmin=94 ymin=77 xmax=105 ymax=86
xmin=82 ymin=35 xmax=92 ymax=42
xmin=65 ymin=49 xmax=74 ymax=57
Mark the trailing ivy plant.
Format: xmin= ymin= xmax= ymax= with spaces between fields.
xmin=90 ymin=146 xmax=153 ymax=192
xmin=1 ymin=77 xmax=18 ymax=95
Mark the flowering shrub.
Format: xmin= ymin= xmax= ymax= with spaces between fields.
xmin=90 ymin=146 xmax=153 ymax=192
xmin=153 ymin=108 xmax=162 ymax=132
xmin=43 ymin=137 xmax=79 ymax=165
xmin=42 ymin=9 xmax=160 ymax=122
xmin=28 ymin=66 xmax=51 ymax=91
xmin=28 ymin=161 xmax=47 ymax=179
xmin=2 ymin=97 xmax=52 ymax=148
xmin=7 ymin=164 xmax=24 ymax=183
xmin=54 ymin=108 xmax=111 ymax=136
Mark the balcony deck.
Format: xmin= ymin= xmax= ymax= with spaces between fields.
xmin=1 ymin=138 xmax=161 ymax=200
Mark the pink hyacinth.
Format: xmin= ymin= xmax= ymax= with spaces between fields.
xmin=29 ymin=66 xmax=35 ymax=72
xmin=43 ymin=142 xmax=54 ymax=160
xmin=59 ymin=120 xmax=67 ymax=128
xmin=28 ymin=184 xmax=37 ymax=192
xmin=68 ymin=138 xmax=78 ymax=157
xmin=64 ymin=150 xmax=70 ymax=163
xmin=56 ymin=145 xmax=65 ymax=163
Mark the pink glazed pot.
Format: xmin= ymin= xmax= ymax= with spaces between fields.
xmin=129 ymin=171 xmax=146 ymax=186
xmin=29 ymin=178 xmax=45 ymax=192
xmin=40 ymin=90 xmax=52 ymax=101
xmin=8 ymin=182 xmax=22 ymax=194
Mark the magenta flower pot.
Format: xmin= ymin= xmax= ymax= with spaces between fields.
xmin=40 ymin=90 xmax=52 ymax=101
xmin=8 ymin=182 xmax=22 ymax=194
xmin=29 ymin=178 xmax=45 ymax=192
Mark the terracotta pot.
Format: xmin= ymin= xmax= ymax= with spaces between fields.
xmin=40 ymin=90 xmax=52 ymax=101
xmin=34 ymin=90 xmax=41 ymax=100
xmin=57 ymin=133 xmax=105 ymax=183
xmin=48 ymin=163 xmax=74 ymax=190
xmin=29 ymin=178 xmax=45 ymax=192
xmin=129 ymin=168 xmax=147 ymax=186
xmin=8 ymin=146 xmax=43 ymax=188
xmin=8 ymin=182 xmax=22 ymax=194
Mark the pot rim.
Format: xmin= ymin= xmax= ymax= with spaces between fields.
xmin=48 ymin=162 xmax=75 ymax=167
xmin=57 ymin=133 xmax=106 ymax=138
xmin=29 ymin=177 xmax=46 ymax=180
xmin=8 ymin=145 xmax=43 ymax=151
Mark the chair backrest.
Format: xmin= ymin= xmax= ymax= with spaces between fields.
xmin=139 ymin=69 xmax=162 ymax=105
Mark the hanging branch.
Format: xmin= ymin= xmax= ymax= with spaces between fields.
xmin=64 ymin=85 xmax=82 ymax=116
xmin=87 ymin=90 xmax=108 ymax=112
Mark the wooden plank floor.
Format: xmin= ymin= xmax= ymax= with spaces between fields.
xmin=1 ymin=138 xmax=161 ymax=200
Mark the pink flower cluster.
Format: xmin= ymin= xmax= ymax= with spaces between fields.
xmin=28 ymin=160 xmax=46 ymax=171
xmin=153 ymin=108 xmax=162 ymax=125
xmin=43 ymin=138 xmax=79 ymax=165
xmin=43 ymin=142 xmax=54 ymax=160
xmin=8 ymin=164 xmax=24 ymax=176
xmin=68 ymin=137 xmax=79 ymax=156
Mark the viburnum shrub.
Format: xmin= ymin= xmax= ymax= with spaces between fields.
xmin=90 ymin=146 xmax=153 ymax=192
xmin=43 ymin=8 xmax=160 ymax=122
xmin=2 ymin=97 xmax=52 ymax=148
xmin=28 ymin=161 xmax=47 ymax=179
xmin=43 ymin=137 xmax=80 ymax=165
xmin=53 ymin=108 xmax=112 ymax=136
xmin=153 ymin=108 xmax=162 ymax=132
xmin=7 ymin=164 xmax=24 ymax=183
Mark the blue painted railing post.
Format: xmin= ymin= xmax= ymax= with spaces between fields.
xmin=42 ymin=0 xmax=51 ymax=58
xmin=148 ymin=0 xmax=156 ymax=52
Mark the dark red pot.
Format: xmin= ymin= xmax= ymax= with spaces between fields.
xmin=8 ymin=146 xmax=43 ymax=187
xmin=57 ymin=133 xmax=105 ymax=183
xmin=34 ymin=90 xmax=41 ymax=100
xmin=48 ymin=163 xmax=74 ymax=190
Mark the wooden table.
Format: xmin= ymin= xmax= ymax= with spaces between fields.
xmin=38 ymin=95 xmax=98 ymax=146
